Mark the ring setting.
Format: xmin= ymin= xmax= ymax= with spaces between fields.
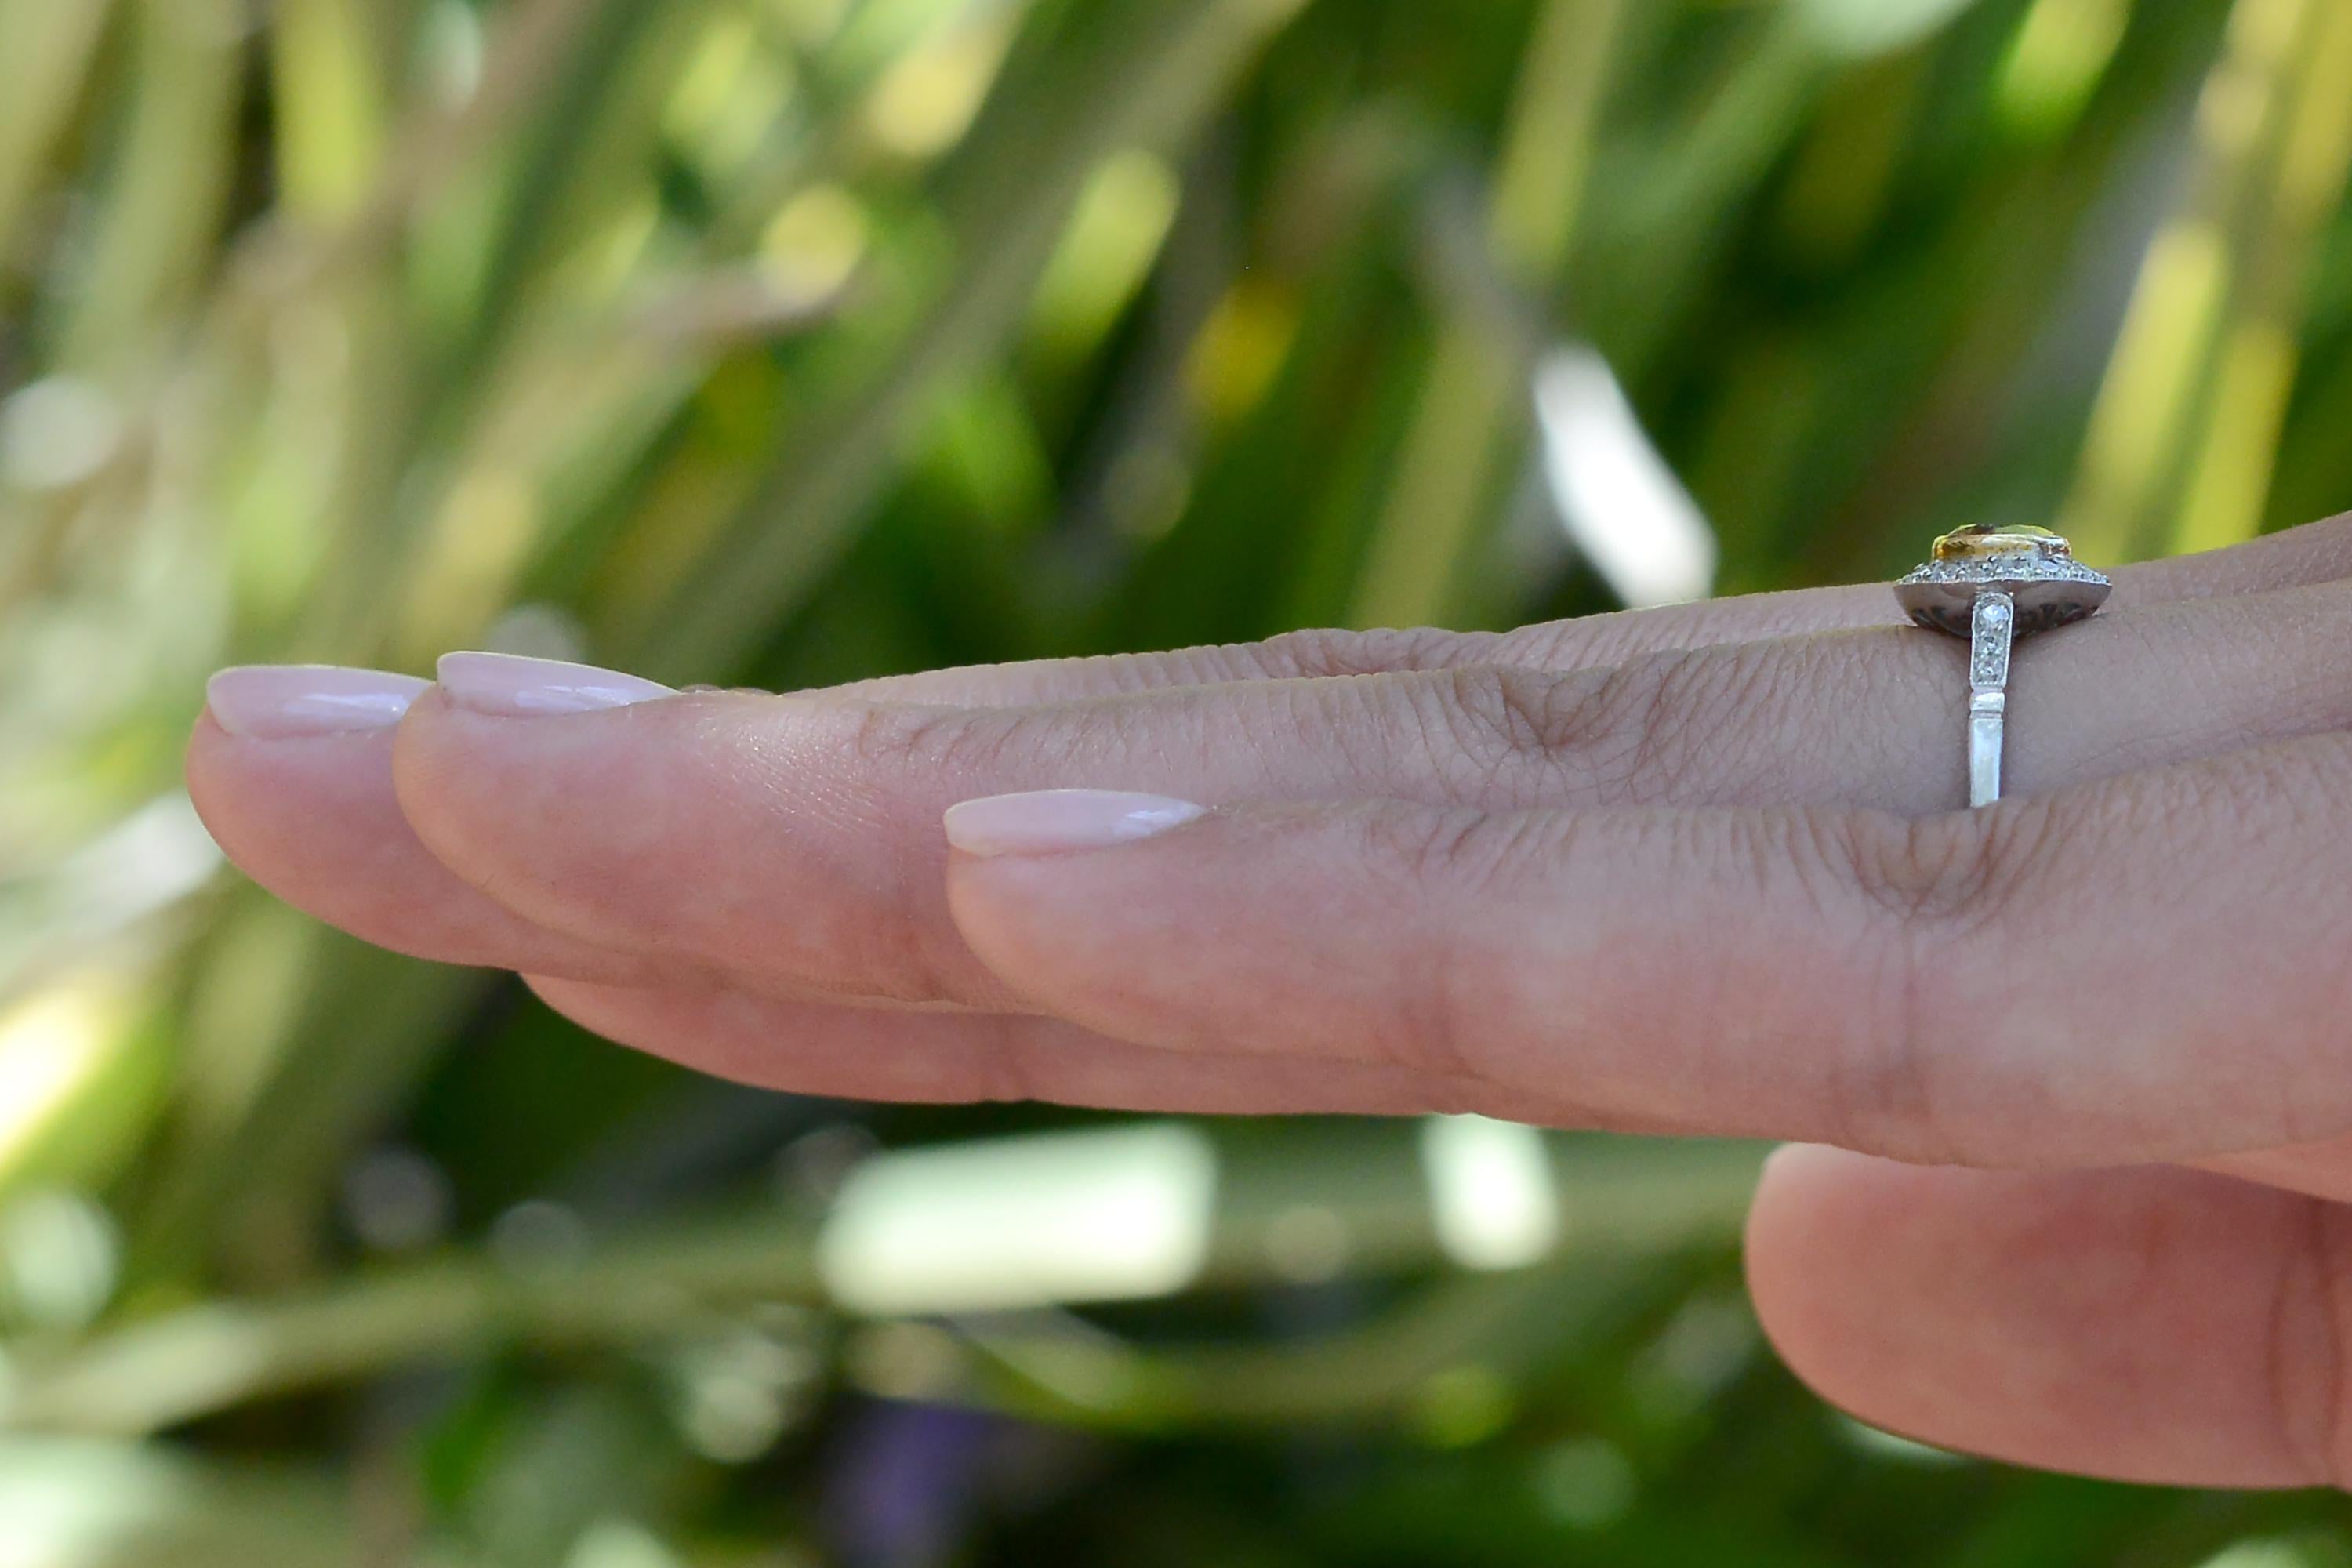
xmin=1895 ymin=524 xmax=2109 ymax=808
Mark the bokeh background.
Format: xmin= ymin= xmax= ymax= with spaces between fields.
xmin=5 ymin=0 xmax=2352 ymax=1561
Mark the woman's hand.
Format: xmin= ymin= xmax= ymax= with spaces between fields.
xmin=190 ymin=514 xmax=2352 ymax=1490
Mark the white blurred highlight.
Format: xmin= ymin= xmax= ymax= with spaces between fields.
xmin=0 ymin=378 xmax=120 ymax=492
xmin=1420 ymin=1115 xmax=1560 ymax=1271
xmin=43 ymin=794 xmax=223 ymax=938
xmin=0 ymin=989 xmax=123 ymax=1179
xmin=1533 ymin=346 xmax=1716 ymax=609
xmin=817 ymin=1123 xmax=1218 ymax=1316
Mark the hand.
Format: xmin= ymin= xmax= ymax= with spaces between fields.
xmin=191 ymin=515 xmax=2352 ymax=1490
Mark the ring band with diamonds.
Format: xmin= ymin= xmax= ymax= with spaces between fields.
xmin=1894 ymin=524 xmax=2111 ymax=808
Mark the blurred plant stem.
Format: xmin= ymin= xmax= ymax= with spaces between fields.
xmin=634 ymin=0 xmax=1309 ymax=681
xmin=0 ymin=0 xmax=114 ymax=264
xmin=2169 ymin=0 xmax=2352 ymax=553
xmin=2060 ymin=0 xmax=2352 ymax=561
xmin=126 ymin=938 xmax=492 ymax=1289
xmin=1346 ymin=0 xmax=1624 ymax=630
xmin=10 ymin=1134 xmax=1759 ymax=1436
xmin=268 ymin=0 xmax=392 ymax=223
xmin=5 ymin=1206 xmax=822 ymax=1436
xmin=949 ymin=1266 xmax=1630 ymax=1432
xmin=50 ymin=0 xmax=241 ymax=376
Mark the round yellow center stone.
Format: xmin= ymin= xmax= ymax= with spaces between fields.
xmin=1929 ymin=523 xmax=2073 ymax=562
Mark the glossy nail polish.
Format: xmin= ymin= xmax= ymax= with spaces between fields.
xmin=434 ymin=652 xmax=673 ymax=717
xmin=205 ymin=666 xmax=429 ymax=739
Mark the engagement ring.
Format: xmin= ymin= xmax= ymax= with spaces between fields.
xmin=1895 ymin=524 xmax=2110 ymax=808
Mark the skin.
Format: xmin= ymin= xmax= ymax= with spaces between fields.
xmin=185 ymin=513 xmax=2352 ymax=1490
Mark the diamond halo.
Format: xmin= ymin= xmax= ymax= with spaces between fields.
xmin=1894 ymin=524 xmax=2110 ymax=638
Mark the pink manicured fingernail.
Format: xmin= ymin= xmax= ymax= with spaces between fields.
xmin=435 ymin=652 xmax=673 ymax=717
xmin=205 ymin=665 xmax=429 ymax=739
xmin=943 ymin=789 xmax=1207 ymax=857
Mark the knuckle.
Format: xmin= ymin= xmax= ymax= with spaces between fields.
xmin=1831 ymin=805 xmax=2049 ymax=932
xmin=1358 ymin=800 xmax=1557 ymax=902
xmin=840 ymin=701 xmax=956 ymax=771
xmin=1430 ymin=665 xmax=1629 ymax=784
xmin=844 ymin=700 xmax=1074 ymax=782
xmin=1803 ymin=808 xmax=2055 ymax=1161
xmin=1254 ymin=626 xmax=1487 ymax=679
xmin=1425 ymin=643 xmax=1791 ymax=804
xmin=1811 ymin=750 xmax=2319 ymax=1160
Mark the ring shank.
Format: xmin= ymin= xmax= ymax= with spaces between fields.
xmin=1969 ymin=691 xmax=2005 ymax=807
xmin=1966 ymin=592 xmax=2016 ymax=807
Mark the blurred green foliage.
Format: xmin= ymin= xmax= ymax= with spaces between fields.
xmin=3 ymin=0 xmax=2352 ymax=1562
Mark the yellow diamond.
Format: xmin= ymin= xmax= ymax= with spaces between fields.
xmin=1929 ymin=524 xmax=2072 ymax=562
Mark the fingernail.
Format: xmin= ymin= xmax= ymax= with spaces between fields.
xmin=435 ymin=652 xmax=673 ymax=717
xmin=205 ymin=665 xmax=429 ymax=739
xmin=944 ymin=789 xmax=1207 ymax=857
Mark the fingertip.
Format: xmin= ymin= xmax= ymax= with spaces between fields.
xmin=180 ymin=690 xmax=668 ymax=981
xmin=183 ymin=713 xmax=400 ymax=880
xmin=1742 ymin=1144 xmax=1894 ymax=1392
xmin=1743 ymin=1155 xmax=2341 ymax=1488
xmin=183 ymin=702 xmax=232 ymax=805
xmin=203 ymin=664 xmax=428 ymax=739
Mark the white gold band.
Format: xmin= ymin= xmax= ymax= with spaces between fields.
xmin=1965 ymin=591 xmax=2015 ymax=808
